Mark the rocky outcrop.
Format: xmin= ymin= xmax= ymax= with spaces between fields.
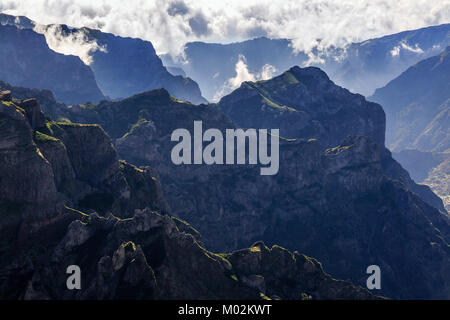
xmin=0 ymin=25 xmax=105 ymax=105
xmin=23 ymin=208 xmax=377 ymax=300
xmin=228 ymin=241 xmax=378 ymax=300
xmin=0 ymin=81 xmax=70 ymax=121
xmin=0 ymin=95 xmax=60 ymax=214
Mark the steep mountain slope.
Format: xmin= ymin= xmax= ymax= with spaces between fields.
xmin=218 ymin=66 xmax=385 ymax=148
xmin=370 ymin=47 xmax=450 ymax=210
xmin=394 ymin=149 xmax=450 ymax=212
xmin=163 ymin=24 xmax=450 ymax=100
xmin=412 ymin=99 xmax=450 ymax=153
xmin=0 ymin=24 xmax=105 ymax=105
xmin=328 ymin=24 xmax=450 ymax=96
xmin=59 ymin=70 xmax=449 ymax=298
xmin=424 ymin=158 xmax=450 ymax=212
xmin=0 ymin=13 xmax=207 ymax=105
xmin=0 ymin=91 xmax=375 ymax=300
xmin=53 ymin=24 xmax=207 ymax=104
xmin=370 ymin=46 xmax=450 ymax=152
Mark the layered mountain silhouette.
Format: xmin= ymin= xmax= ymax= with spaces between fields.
xmin=0 ymin=13 xmax=207 ymax=105
xmin=26 ymin=65 xmax=448 ymax=299
xmin=163 ymin=23 xmax=450 ymax=100
xmin=0 ymin=13 xmax=449 ymax=300
xmin=0 ymin=90 xmax=377 ymax=300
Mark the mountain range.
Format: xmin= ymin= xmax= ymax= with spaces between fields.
xmin=0 ymin=12 xmax=449 ymax=300
xmin=0 ymin=89 xmax=378 ymax=300
xmin=8 ymin=64 xmax=445 ymax=299
xmin=162 ymin=23 xmax=450 ymax=101
xmin=0 ymin=13 xmax=206 ymax=105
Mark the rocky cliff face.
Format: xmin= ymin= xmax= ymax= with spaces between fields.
xmin=57 ymin=69 xmax=449 ymax=298
xmin=0 ymin=81 xmax=69 ymax=121
xmin=0 ymin=24 xmax=105 ymax=105
xmin=0 ymin=91 xmax=374 ymax=300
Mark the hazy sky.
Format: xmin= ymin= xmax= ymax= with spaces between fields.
xmin=1 ymin=0 xmax=450 ymax=57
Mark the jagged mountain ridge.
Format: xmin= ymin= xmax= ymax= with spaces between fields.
xmin=218 ymin=66 xmax=385 ymax=148
xmin=0 ymin=91 xmax=376 ymax=300
xmin=52 ymin=66 xmax=450 ymax=299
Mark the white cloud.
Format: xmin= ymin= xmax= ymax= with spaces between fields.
xmin=33 ymin=24 xmax=107 ymax=65
xmin=390 ymin=41 xmax=425 ymax=57
xmin=227 ymin=55 xmax=256 ymax=89
xmin=213 ymin=55 xmax=277 ymax=101
xmin=260 ymin=64 xmax=277 ymax=80
xmin=1 ymin=0 xmax=449 ymax=59
xmin=400 ymin=42 xmax=424 ymax=54
xmin=390 ymin=46 xmax=401 ymax=57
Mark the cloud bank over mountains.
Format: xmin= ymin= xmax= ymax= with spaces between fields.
xmin=1 ymin=0 xmax=449 ymax=59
